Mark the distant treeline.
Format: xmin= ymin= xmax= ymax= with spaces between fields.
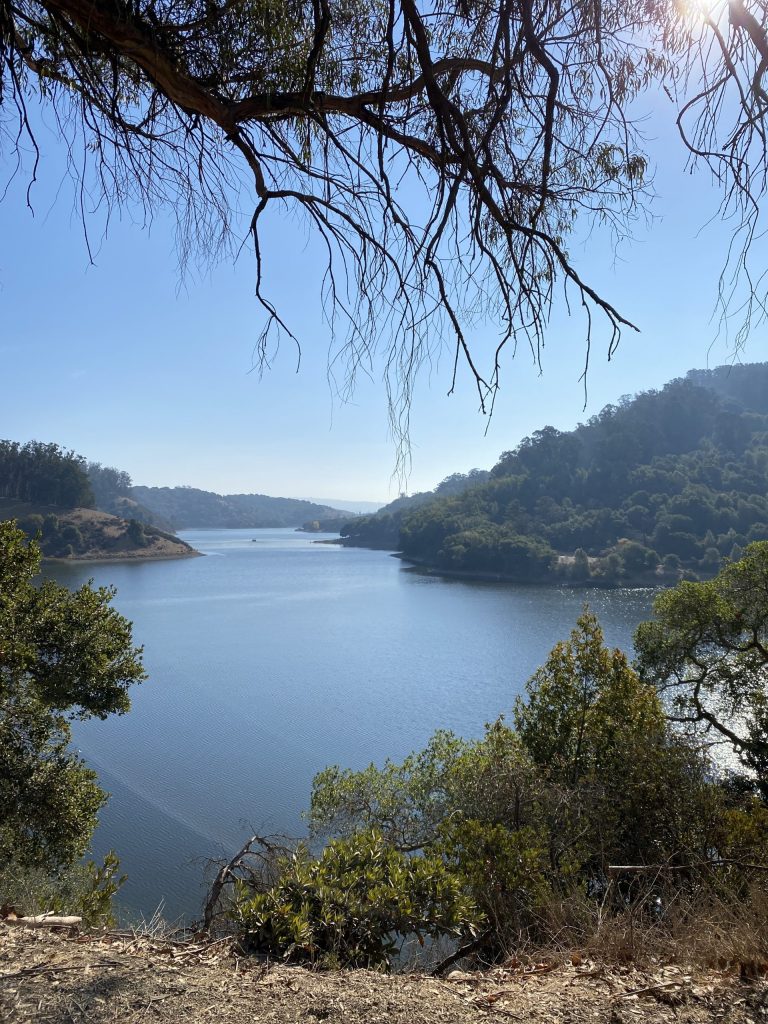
xmin=340 ymin=364 xmax=768 ymax=584
xmin=131 ymin=486 xmax=349 ymax=529
xmin=0 ymin=440 xmax=352 ymax=539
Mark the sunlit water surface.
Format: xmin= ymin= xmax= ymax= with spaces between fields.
xmin=44 ymin=529 xmax=658 ymax=922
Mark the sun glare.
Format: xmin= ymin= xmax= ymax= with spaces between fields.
xmin=676 ymin=0 xmax=722 ymax=24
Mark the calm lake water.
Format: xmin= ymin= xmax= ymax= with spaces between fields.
xmin=44 ymin=529 xmax=658 ymax=923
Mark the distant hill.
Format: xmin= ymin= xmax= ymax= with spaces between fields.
xmin=340 ymin=364 xmax=768 ymax=585
xmin=87 ymin=462 xmax=174 ymax=530
xmin=130 ymin=486 xmax=351 ymax=529
xmin=336 ymin=469 xmax=491 ymax=549
xmin=302 ymin=498 xmax=383 ymax=514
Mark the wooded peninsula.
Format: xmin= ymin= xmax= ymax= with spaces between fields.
xmin=339 ymin=364 xmax=768 ymax=585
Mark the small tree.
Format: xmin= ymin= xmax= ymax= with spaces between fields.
xmin=514 ymin=611 xmax=718 ymax=871
xmin=635 ymin=542 xmax=768 ymax=794
xmin=126 ymin=518 xmax=148 ymax=547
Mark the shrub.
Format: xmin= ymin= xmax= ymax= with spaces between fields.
xmin=233 ymin=830 xmax=477 ymax=968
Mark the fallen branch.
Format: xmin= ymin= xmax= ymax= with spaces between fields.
xmin=202 ymin=834 xmax=290 ymax=931
xmin=0 ymin=958 xmax=124 ymax=980
xmin=608 ymin=860 xmax=768 ymax=876
xmin=3 ymin=914 xmax=82 ymax=928
xmin=612 ymin=979 xmax=689 ymax=1001
xmin=431 ymin=934 xmax=489 ymax=976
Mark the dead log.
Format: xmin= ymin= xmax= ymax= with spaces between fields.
xmin=4 ymin=913 xmax=82 ymax=928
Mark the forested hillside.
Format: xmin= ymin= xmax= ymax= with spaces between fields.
xmin=0 ymin=441 xmax=194 ymax=560
xmin=338 ymin=469 xmax=491 ymax=549
xmin=87 ymin=462 xmax=175 ymax=530
xmin=131 ymin=486 xmax=350 ymax=529
xmin=341 ymin=365 xmax=768 ymax=584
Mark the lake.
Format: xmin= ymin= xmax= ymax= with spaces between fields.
xmin=44 ymin=529 xmax=658 ymax=923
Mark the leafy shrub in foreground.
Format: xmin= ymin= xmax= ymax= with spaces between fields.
xmin=233 ymin=830 xmax=477 ymax=968
xmin=226 ymin=596 xmax=768 ymax=967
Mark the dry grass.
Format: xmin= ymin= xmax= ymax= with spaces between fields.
xmin=585 ymin=883 xmax=768 ymax=974
xmin=488 ymin=875 xmax=768 ymax=980
xmin=2 ymin=919 xmax=768 ymax=1024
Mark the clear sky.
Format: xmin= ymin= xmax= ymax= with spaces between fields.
xmin=1 ymin=92 xmax=765 ymax=504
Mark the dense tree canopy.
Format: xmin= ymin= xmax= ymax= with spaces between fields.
xmin=0 ymin=522 xmax=145 ymax=869
xmin=341 ymin=364 xmax=768 ymax=581
xmin=0 ymin=441 xmax=94 ymax=509
xmin=4 ymin=1 xmax=768 ymax=422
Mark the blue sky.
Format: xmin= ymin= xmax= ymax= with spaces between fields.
xmin=1 ymin=93 xmax=764 ymax=504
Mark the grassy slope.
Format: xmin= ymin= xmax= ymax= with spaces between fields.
xmin=0 ymin=499 xmax=199 ymax=561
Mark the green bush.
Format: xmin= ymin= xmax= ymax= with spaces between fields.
xmin=0 ymin=522 xmax=144 ymax=872
xmin=233 ymin=830 xmax=477 ymax=968
xmin=225 ymin=596 xmax=768 ymax=966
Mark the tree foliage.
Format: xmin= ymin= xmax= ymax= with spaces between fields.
xmin=514 ymin=613 xmax=666 ymax=787
xmin=0 ymin=441 xmax=94 ymax=509
xmin=239 ymin=610 xmax=741 ymax=962
xmin=0 ymin=521 xmax=145 ymax=869
xmin=342 ymin=365 xmax=768 ymax=581
xmin=235 ymin=829 xmax=475 ymax=968
xmin=310 ymin=730 xmax=467 ymax=851
xmin=635 ymin=540 xmax=768 ymax=793
xmin=4 ymin=1 xmax=768 ymax=427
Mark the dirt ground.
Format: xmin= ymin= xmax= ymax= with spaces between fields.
xmin=2 ymin=924 xmax=767 ymax=1024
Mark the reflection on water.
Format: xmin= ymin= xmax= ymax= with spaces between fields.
xmin=45 ymin=529 xmax=658 ymax=921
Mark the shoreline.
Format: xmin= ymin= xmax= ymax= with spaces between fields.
xmin=322 ymin=537 xmax=681 ymax=589
xmin=43 ymin=548 xmax=202 ymax=565
xmin=396 ymin=554 xmax=671 ymax=589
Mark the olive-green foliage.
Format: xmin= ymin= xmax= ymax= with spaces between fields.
xmin=436 ymin=819 xmax=551 ymax=938
xmin=234 ymin=830 xmax=476 ymax=968
xmin=0 ymin=521 xmax=145 ymax=871
xmin=515 ymin=612 xmax=723 ymax=873
xmin=298 ymin=611 xmax=742 ymax=959
xmin=515 ymin=612 xmax=666 ymax=786
xmin=0 ymin=702 xmax=106 ymax=870
xmin=310 ymin=730 xmax=468 ymax=850
xmin=635 ymin=541 xmax=768 ymax=794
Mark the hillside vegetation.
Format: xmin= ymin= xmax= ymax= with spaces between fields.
xmin=341 ymin=365 xmax=768 ymax=583
xmin=0 ymin=442 xmax=194 ymax=560
xmin=131 ymin=485 xmax=350 ymax=530
xmin=87 ymin=462 xmax=174 ymax=531
xmin=5 ymin=504 xmax=197 ymax=561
